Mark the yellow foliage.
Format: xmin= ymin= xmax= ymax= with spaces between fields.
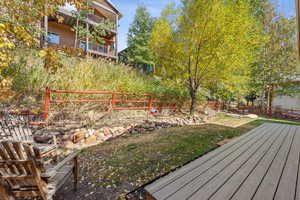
xmin=0 ymin=23 xmax=15 ymax=70
xmin=0 ymin=78 xmax=15 ymax=101
xmin=0 ymin=0 xmax=87 ymax=73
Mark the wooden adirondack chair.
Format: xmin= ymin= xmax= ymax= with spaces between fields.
xmin=0 ymin=112 xmax=57 ymax=158
xmin=0 ymin=140 xmax=79 ymax=200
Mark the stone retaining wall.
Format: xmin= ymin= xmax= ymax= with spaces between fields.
xmin=34 ymin=113 xmax=209 ymax=149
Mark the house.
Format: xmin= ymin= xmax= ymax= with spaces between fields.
xmin=42 ymin=0 xmax=122 ymax=60
xmin=273 ymin=95 xmax=300 ymax=109
xmin=273 ymin=78 xmax=300 ymax=110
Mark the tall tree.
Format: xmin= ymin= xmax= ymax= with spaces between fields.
xmin=248 ymin=2 xmax=300 ymax=111
xmin=151 ymin=0 xmax=263 ymax=114
xmin=126 ymin=5 xmax=155 ymax=68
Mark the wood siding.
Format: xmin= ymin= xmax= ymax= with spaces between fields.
xmin=45 ymin=0 xmax=120 ymax=59
xmin=48 ymin=21 xmax=75 ymax=47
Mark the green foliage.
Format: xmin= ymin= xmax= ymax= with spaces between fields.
xmin=126 ymin=5 xmax=156 ymax=67
xmin=248 ymin=2 xmax=300 ymax=102
xmin=151 ymin=0 xmax=264 ymax=112
xmin=72 ymin=8 xmax=115 ymax=48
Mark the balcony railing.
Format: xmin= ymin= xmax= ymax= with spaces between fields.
xmin=80 ymin=41 xmax=117 ymax=58
xmin=58 ymin=7 xmax=116 ymax=31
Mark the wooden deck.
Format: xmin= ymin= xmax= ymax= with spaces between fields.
xmin=145 ymin=123 xmax=300 ymax=200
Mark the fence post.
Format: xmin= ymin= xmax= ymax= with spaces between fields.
xmin=111 ymin=92 xmax=117 ymax=109
xmin=43 ymin=87 xmax=51 ymax=121
xmin=148 ymin=95 xmax=153 ymax=111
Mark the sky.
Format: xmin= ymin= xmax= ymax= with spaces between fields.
xmin=113 ymin=0 xmax=296 ymax=51
xmin=277 ymin=0 xmax=296 ymax=17
xmin=113 ymin=0 xmax=180 ymax=51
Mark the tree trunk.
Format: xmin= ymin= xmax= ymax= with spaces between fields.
xmin=74 ymin=17 xmax=79 ymax=48
xmin=267 ymin=84 xmax=274 ymax=115
xmin=189 ymin=89 xmax=197 ymax=115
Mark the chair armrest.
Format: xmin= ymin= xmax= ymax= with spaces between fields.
xmin=51 ymin=150 xmax=80 ymax=172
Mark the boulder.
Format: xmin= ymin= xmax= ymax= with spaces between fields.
xmin=34 ymin=135 xmax=53 ymax=144
xmin=73 ymin=130 xmax=85 ymax=144
xmin=96 ymin=132 xmax=105 ymax=140
xmin=63 ymin=141 xmax=75 ymax=149
xmin=85 ymin=135 xmax=97 ymax=145
xmin=103 ymin=127 xmax=112 ymax=136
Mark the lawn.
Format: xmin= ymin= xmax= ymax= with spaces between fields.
xmin=55 ymin=114 xmax=300 ymax=200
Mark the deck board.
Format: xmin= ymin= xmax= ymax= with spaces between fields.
xmin=145 ymin=123 xmax=300 ymax=200
xmin=252 ymin=125 xmax=295 ymax=200
xmin=210 ymin=125 xmax=288 ymax=200
xmin=274 ymin=126 xmax=300 ymax=200
xmin=145 ymin=124 xmax=270 ymax=193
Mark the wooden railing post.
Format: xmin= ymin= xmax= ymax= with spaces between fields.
xmin=43 ymin=87 xmax=51 ymax=121
xmin=111 ymin=92 xmax=117 ymax=109
xmin=148 ymin=95 xmax=153 ymax=111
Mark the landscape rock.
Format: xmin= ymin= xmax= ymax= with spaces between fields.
xmin=63 ymin=141 xmax=75 ymax=149
xmin=103 ymin=128 xmax=112 ymax=136
xmin=85 ymin=136 xmax=97 ymax=145
xmin=34 ymin=135 xmax=53 ymax=144
xmin=39 ymin=110 xmax=207 ymax=149
xmin=73 ymin=130 xmax=86 ymax=144
xmin=96 ymin=132 xmax=105 ymax=140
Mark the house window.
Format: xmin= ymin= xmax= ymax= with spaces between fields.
xmin=47 ymin=32 xmax=60 ymax=44
xmin=79 ymin=41 xmax=87 ymax=49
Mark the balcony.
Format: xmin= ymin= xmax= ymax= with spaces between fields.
xmin=57 ymin=7 xmax=116 ymax=33
xmin=80 ymin=42 xmax=117 ymax=59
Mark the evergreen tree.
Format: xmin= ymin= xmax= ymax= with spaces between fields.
xmin=127 ymin=5 xmax=155 ymax=68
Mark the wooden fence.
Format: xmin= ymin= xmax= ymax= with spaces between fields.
xmin=43 ymin=88 xmax=189 ymax=121
xmin=204 ymin=101 xmax=300 ymax=121
xmin=226 ymin=104 xmax=300 ymax=121
xmin=43 ymin=89 xmax=300 ymax=122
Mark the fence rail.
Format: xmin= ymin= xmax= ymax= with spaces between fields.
xmin=43 ymin=88 xmax=189 ymax=121
xmin=205 ymin=101 xmax=300 ymax=121
xmin=227 ymin=104 xmax=300 ymax=121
